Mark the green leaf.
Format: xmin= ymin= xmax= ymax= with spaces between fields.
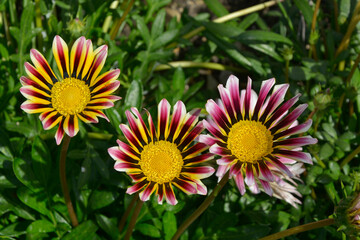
xmin=151 ymin=9 xmax=166 ymax=39
xmin=163 ymin=212 xmax=177 ymax=240
xmin=27 ymin=220 xmax=55 ymax=234
xmin=89 ymin=190 xmax=117 ymax=210
xmin=124 ymin=79 xmax=143 ymax=110
xmin=319 ymin=143 xmax=334 ymax=160
xmin=136 ymin=223 xmax=161 ymax=238
xmin=237 ymin=30 xmax=293 ymax=45
xmin=151 ymin=29 xmax=179 ymax=51
xmin=133 ymin=15 xmax=151 ymax=47
xmin=0 ymin=222 xmax=29 ymax=237
xmin=17 ymin=187 xmax=50 ymax=216
xmin=172 ymin=67 xmax=185 ymax=102
xmin=95 ymin=214 xmax=119 ymax=239
xmin=183 ymin=80 xmax=204 ymax=101
xmin=248 ymin=43 xmax=283 ymax=62
xmin=293 ymin=0 xmax=313 ymax=26
xmin=204 ymin=31 xmax=252 ymax=68
xmin=238 ymin=13 xmax=258 ymax=30
xmin=62 ymin=220 xmax=98 ymax=240
xmin=204 ymin=0 xmax=228 ymax=17
xmin=105 ymin=108 xmax=122 ymax=135
xmin=13 ymin=157 xmax=40 ymax=190
xmin=203 ymin=22 xmax=244 ymax=38
xmin=91 ymin=150 xmax=110 ymax=180
xmin=31 ymin=137 xmax=51 ymax=186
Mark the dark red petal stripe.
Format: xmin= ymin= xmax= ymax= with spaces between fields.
xmin=84 ymin=46 xmax=107 ymax=85
xmin=56 ymin=37 xmax=69 ymax=78
xmin=178 ymin=122 xmax=204 ymax=151
xmin=181 ymin=142 xmax=208 ymax=159
xmin=90 ymin=69 xmax=119 ymax=91
xmin=126 ymin=110 xmax=147 ymax=146
xmin=25 ymin=63 xmax=53 ymax=89
xmin=244 ymin=77 xmax=252 ymax=120
xmin=72 ymin=37 xmax=85 ymax=78
xmin=270 ymin=104 xmax=307 ymax=134
xmin=252 ymin=78 xmax=275 ymax=121
xmin=218 ymin=85 xmax=236 ymax=124
xmin=30 ymin=49 xmax=57 ymax=83
xmin=265 ymin=94 xmax=300 ymax=128
xmin=20 ymin=76 xmax=51 ymax=95
xmin=174 ymin=109 xmax=201 ymax=144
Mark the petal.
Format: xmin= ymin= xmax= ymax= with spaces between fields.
xmin=265 ymin=94 xmax=300 ymax=128
xmin=119 ymin=124 xmax=143 ymax=151
xmin=182 ymin=142 xmax=209 ymax=159
xmin=157 ymin=99 xmax=171 ymax=140
xmin=63 ymin=115 xmax=79 ymax=137
xmin=77 ymin=39 xmax=94 ymax=80
xmin=259 ymin=179 xmax=273 ymax=196
xmin=178 ymin=122 xmax=204 ymax=151
xmin=52 ymin=35 xmax=70 ymax=79
xmin=21 ymin=100 xmax=52 ymax=114
xmin=253 ymin=78 xmax=275 ymax=120
xmin=125 ymin=109 xmax=148 ymax=146
xmin=24 ymin=62 xmax=53 ymax=90
xmin=218 ymin=84 xmax=236 ymax=124
xmin=55 ymin=119 xmax=65 ymax=145
xmin=216 ymin=156 xmax=236 ymax=166
xmin=270 ymin=104 xmax=308 ymax=134
xmin=174 ymin=109 xmax=201 ymax=144
xmin=258 ymin=161 xmax=275 ymax=182
xmin=139 ymin=182 xmax=157 ymax=202
xmin=274 ymin=150 xmax=313 ymax=164
xmin=114 ymin=161 xmax=140 ymax=172
xmin=173 ymin=177 xmax=197 ymax=195
xmin=273 ymin=136 xmax=318 ymax=149
xmin=183 ymin=153 xmax=213 ymax=165
xmin=91 ymin=81 xmax=120 ymax=99
xmin=86 ymin=98 xmax=114 ymax=109
xmin=85 ymin=45 xmax=108 ymax=85
xmin=145 ymin=109 xmax=157 ymax=142
xmin=244 ymin=164 xmax=255 ymax=186
xmin=164 ymin=183 xmax=178 ymax=205
xmin=70 ymin=36 xmax=86 ymax=78
xmin=167 ymin=101 xmax=186 ymax=142
xmin=198 ymin=134 xmax=222 ymax=147
xmin=126 ymin=180 xmax=147 ymax=195
xmin=30 ymin=49 xmax=57 ymax=84
xmin=259 ymin=84 xmax=289 ymax=122
xmin=90 ymin=69 xmax=120 ymax=90
xmin=20 ymin=76 xmax=51 ymax=95
xmin=235 ymin=173 xmax=246 ymax=195
xmin=42 ymin=111 xmax=62 ymax=130
xmin=244 ymin=77 xmax=252 ymax=119
xmin=182 ymin=166 xmax=215 ymax=179
xmin=273 ymin=119 xmax=313 ymax=140
xmin=225 ymin=75 xmax=241 ymax=120
xmin=108 ymin=146 xmax=138 ymax=164
xmin=267 ymin=155 xmax=293 ymax=177
xmin=20 ymin=86 xmax=51 ymax=103
xmin=192 ymin=179 xmax=208 ymax=195
xmin=209 ymin=144 xmax=232 ymax=156
xmin=205 ymin=99 xmax=230 ymax=133
xmin=202 ymin=119 xmax=227 ymax=143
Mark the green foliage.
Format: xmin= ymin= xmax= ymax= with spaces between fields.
xmin=0 ymin=0 xmax=359 ymax=239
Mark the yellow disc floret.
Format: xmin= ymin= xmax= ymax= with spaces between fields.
xmin=140 ymin=141 xmax=183 ymax=184
xmin=51 ymin=78 xmax=91 ymax=116
xmin=227 ymin=120 xmax=273 ymax=163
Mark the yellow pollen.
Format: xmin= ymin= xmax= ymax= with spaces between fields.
xmin=227 ymin=120 xmax=273 ymax=163
xmin=51 ymin=78 xmax=90 ymax=116
xmin=140 ymin=141 xmax=183 ymax=184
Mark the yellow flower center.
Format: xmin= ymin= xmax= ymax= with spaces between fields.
xmin=140 ymin=140 xmax=183 ymax=184
xmin=227 ymin=120 xmax=273 ymax=163
xmin=51 ymin=78 xmax=90 ymax=116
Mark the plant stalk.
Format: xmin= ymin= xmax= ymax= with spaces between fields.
xmin=167 ymin=0 xmax=281 ymax=48
xmin=59 ymin=135 xmax=79 ymax=227
xmin=171 ymin=171 xmax=230 ymax=240
xmin=118 ymin=194 xmax=139 ymax=233
xmin=124 ymin=198 xmax=144 ymax=240
xmin=340 ymin=144 xmax=360 ymax=168
xmin=345 ymin=51 xmax=360 ymax=85
xmin=110 ymin=0 xmax=134 ymax=40
xmin=154 ymin=61 xmax=245 ymax=72
xmin=259 ymin=218 xmax=335 ymax=240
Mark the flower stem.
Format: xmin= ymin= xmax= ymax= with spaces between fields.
xmin=118 ymin=193 xmax=139 ymax=233
xmin=154 ymin=61 xmax=245 ymax=73
xmin=340 ymin=144 xmax=360 ymax=168
xmin=110 ymin=0 xmax=134 ymax=40
xmin=124 ymin=198 xmax=144 ymax=240
xmin=259 ymin=218 xmax=335 ymax=240
xmin=59 ymin=135 xmax=78 ymax=227
xmin=171 ymin=171 xmax=230 ymax=240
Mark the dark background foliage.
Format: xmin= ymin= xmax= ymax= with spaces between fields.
xmin=0 ymin=0 xmax=359 ymax=239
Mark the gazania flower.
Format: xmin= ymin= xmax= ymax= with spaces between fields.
xmin=200 ymin=75 xmax=317 ymax=196
xmin=108 ymin=99 xmax=215 ymax=205
xmin=20 ymin=35 xmax=121 ymax=144
xmin=335 ymin=193 xmax=360 ymax=237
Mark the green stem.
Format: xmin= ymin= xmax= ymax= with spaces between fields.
xmin=340 ymin=145 xmax=360 ymax=168
xmin=259 ymin=218 xmax=335 ymax=240
xmin=167 ymin=0 xmax=281 ymax=48
xmin=118 ymin=194 xmax=139 ymax=233
xmin=35 ymin=0 xmax=43 ymax=50
xmin=124 ymin=198 xmax=144 ymax=240
xmin=171 ymin=171 xmax=230 ymax=240
xmin=345 ymin=51 xmax=360 ymax=85
xmin=59 ymin=135 xmax=79 ymax=227
xmin=110 ymin=0 xmax=134 ymax=40
xmin=154 ymin=61 xmax=245 ymax=72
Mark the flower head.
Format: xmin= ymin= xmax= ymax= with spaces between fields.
xmin=200 ymin=75 xmax=317 ymax=197
xmin=108 ymin=99 xmax=215 ymax=205
xmin=336 ymin=193 xmax=360 ymax=238
xmin=20 ymin=36 xmax=121 ymax=144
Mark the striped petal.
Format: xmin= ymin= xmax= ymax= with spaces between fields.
xmin=273 ymin=136 xmax=318 ymax=149
xmin=30 ymin=49 xmax=57 ymax=85
xmin=77 ymin=39 xmax=94 ymax=80
xmin=157 ymin=99 xmax=171 ymax=140
xmin=164 ymin=183 xmax=178 ymax=205
xmin=253 ymin=78 xmax=275 ymax=120
xmin=172 ymin=178 xmax=197 ymax=195
xmin=235 ymin=173 xmax=246 ymax=195
xmin=52 ymin=35 xmax=70 ymax=79
xmin=84 ymin=45 xmax=108 ymax=85
xmin=274 ymin=150 xmax=313 ymax=164
xmin=42 ymin=111 xmax=62 ymax=130
xmin=70 ymin=36 xmax=86 ymax=78
xmin=126 ymin=180 xmax=147 ymax=195
xmin=21 ymin=100 xmax=51 ymax=114
xmin=139 ymin=182 xmax=157 ymax=202
xmin=24 ymin=62 xmax=53 ymax=90
xmin=182 ymin=166 xmax=215 ymax=179
xmin=218 ymin=84 xmax=236 ymax=124
xmin=226 ymin=75 xmax=241 ymax=120
xmin=167 ymin=101 xmax=186 ymax=142
xmin=63 ymin=115 xmax=79 ymax=137
xmin=55 ymin=119 xmax=65 ymax=145
xmin=205 ymin=99 xmax=230 ymax=132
